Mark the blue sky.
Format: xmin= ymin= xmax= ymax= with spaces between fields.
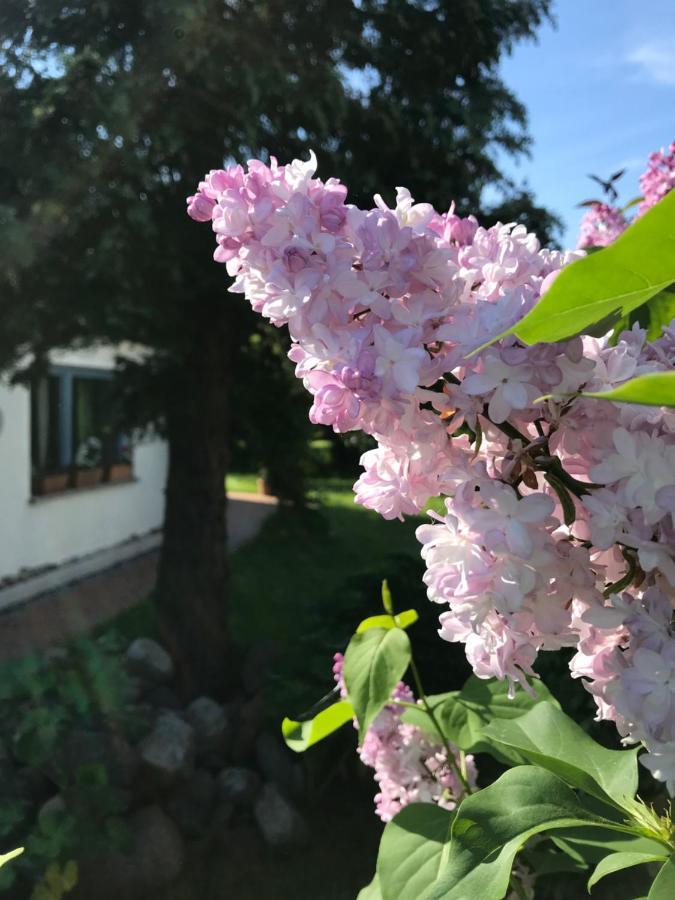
xmin=497 ymin=0 xmax=675 ymax=247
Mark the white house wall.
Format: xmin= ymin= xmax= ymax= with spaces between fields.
xmin=0 ymin=376 xmax=167 ymax=583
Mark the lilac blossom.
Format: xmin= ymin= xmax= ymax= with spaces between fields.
xmin=638 ymin=142 xmax=675 ymax=216
xmin=332 ymin=654 xmax=476 ymax=821
xmin=576 ymin=202 xmax=628 ymax=249
xmin=188 ymin=148 xmax=675 ymax=790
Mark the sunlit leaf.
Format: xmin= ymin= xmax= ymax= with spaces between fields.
xmin=402 ymin=676 xmax=557 ymax=763
xmin=582 ymin=371 xmax=675 ymax=408
xmin=282 ymin=700 xmax=354 ymax=752
xmin=427 ymin=767 xmax=621 ymax=900
xmin=377 ymin=803 xmax=455 ymax=900
xmin=356 ymin=609 xmax=418 ymax=634
xmin=381 ymin=579 xmax=394 ymax=615
xmin=0 ymin=848 xmax=23 ymax=869
xmin=483 ymin=702 xmax=639 ymax=809
xmin=484 ymin=190 xmax=675 ymax=347
xmin=343 ymin=627 xmax=411 ymax=739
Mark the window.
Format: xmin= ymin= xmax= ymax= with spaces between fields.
xmin=30 ymin=366 xmax=132 ymax=496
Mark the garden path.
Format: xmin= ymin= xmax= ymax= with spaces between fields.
xmin=0 ymin=491 xmax=277 ymax=661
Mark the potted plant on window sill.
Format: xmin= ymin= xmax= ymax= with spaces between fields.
xmin=73 ymin=436 xmax=104 ymax=489
xmin=32 ymin=469 xmax=71 ymax=496
xmin=106 ymin=461 xmax=132 ymax=483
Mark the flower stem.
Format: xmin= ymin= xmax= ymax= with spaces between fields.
xmin=408 ymin=656 xmax=472 ymax=794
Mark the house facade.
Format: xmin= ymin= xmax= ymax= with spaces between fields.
xmin=0 ymin=345 xmax=168 ymax=597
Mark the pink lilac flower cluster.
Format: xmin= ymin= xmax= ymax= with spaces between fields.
xmin=639 ymin=142 xmax=675 ymax=217
xmin=571 ymin=587 xmax=675 ymax=792
xmin=576 ymin=140 xmax=675 ymax=247
xmin=576 ymin=202 xmax=628 ymax=249
xmin=332 ymin=653 xmax=476 ymax=821
xmin=188 ymin=152 xmax=675 ymax=789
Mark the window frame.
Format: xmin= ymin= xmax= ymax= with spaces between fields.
xmin=30 ymin=364 xmax=134 ymax=496
xmin=48 ymin=364 xmax=114 ymax=470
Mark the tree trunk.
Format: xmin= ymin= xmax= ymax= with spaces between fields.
xmin=155 ymin=297 xmax=232 ymax=696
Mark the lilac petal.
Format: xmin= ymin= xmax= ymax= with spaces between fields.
xmin=656 ymin=484 xmax=675 ymax=512
xmin=505 ymin=520 xmax=534 ymax=557
xmin=504 ymin=380 xmax=529 ymax=410
xmin=488 ymin=387 xmax=511 ymax=424
xmin=517 ymin=493 xmax=555 ymax=523
xmin=462 ymin=372 xmax=499 ymax=395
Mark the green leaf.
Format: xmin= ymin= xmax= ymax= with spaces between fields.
xmin=281 ymin=700 xmax=354 ymax=752
xmin=643 ymin=284 xmax=675 ymax=340
xmin=356 ymin=609 xmax=418 ymax=634
xmin=0 ymin=847 xmax=23 ymax=868
xmin=497 ymin=190 xmax=675 ymax=346
xmin=525 ymin=845 xmax=588 ymax=875
xmin=483 ymin=702 xmax=638 ymax=809
xmin=588 ymin=851 xmax=667 ymax=891
xmin=357 ymin=874 xmax=383 ymax=899
xmin=381 ymin=579 xmax=394 ymax=615
xmin=551 ymin=828 xmax=669 ymax=867
xmin=377 ymin=803 xmax=455 ymax=900
xmin=648 ymin=855 xmax=675 ymax=899
xmin=582 ymin=371 xmax=675 ymax=408
xmin=402 ymin=675 xmax=557 ymax=761
xmin=62 ymin=859 xmax=78 ymax=891
xmin=394 ymin=609 xmax=418 ymax=629
xmin=357 ymin=615 xmax=398 ymax=633
xmin=0 ymin=848 xmax=22 ymax=871
xmin=622 ymin=196 xmax=644 ymax=213
xmin=609 ymin=283 xmax=675 ymax=343
xmin=343 ymin=627 xmax=411 ymax=739
xmin=428 ymin=766 xmax=620 ymax=900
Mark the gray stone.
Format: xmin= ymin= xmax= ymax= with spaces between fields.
xmin=255 ymin=732 xmax=304 ymax=799
xmin=165 ymin=768 xmax=215 ymax=838
xmin=185 ymin=696 xmax=230 ymax=767
xmin=217 ymin=766 xmax=261 ymax=807
xmin=125 ymin=675 xmax=144 ymax=703
xmin=231 ymin=695 xmax=263 ymax=764
xmin=38 ymin=793 xmax=66 ymax=824
xmin=126 ymin=638 xmax=174 ymax=684
xmin=139 ymin=712 xmax=195 ymax=783
xmin=132 ymin=805 xmax=185 ymax=886
xmin=74 ymin=805 xmax=184 ymax=900
xmin=254 ymin=783 xmax=308 ymax=849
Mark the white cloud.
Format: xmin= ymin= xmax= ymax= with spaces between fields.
xmin=627 ymin=41 xmax=675 ymax=86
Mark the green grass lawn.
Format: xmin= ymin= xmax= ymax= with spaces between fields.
xmin=230 ymin=476 xmax=423 ymax=644
xmin=226 ymin=472 xmax=260 ymax=493
xmin=228 ymin=476 xmax=449 ymax=716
